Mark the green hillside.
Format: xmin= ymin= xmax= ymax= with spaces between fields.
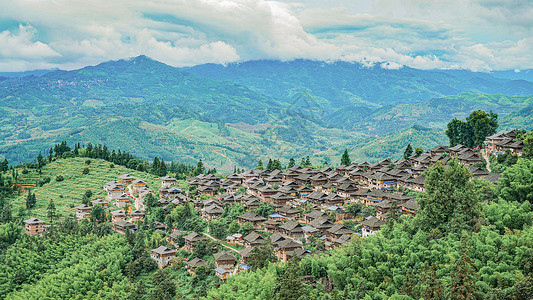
xmin=13 ymin=157 xmax=163 ymax=220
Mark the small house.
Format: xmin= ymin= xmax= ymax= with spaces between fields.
xmin=74 ymin=204 xmax=92 ymax=219
xmin=151 ymin=246 xmax=177 ymax=269
xmin=24 ymin=218 xmax=45 ymax=236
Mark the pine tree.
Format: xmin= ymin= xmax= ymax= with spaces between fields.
xmin=47 ymin=200 xmax=56 ymax=224
xmin=403 ymin=144 xmax=413 ymax=159
xmin=151 ymin=157 xmax=160 ymax=176
xmin=305 ymin=156 xmax=311 ymax=167
xmin=257 ymin=160 xmax=264 ymax=170
xmin=36 ymin=152 xmax=45 ymax=169
xmin=447 ymin=236 xmax=478 ymax=299
xmin=340 ymin=149 xmax=351 ymax=166
xmin=26 ymin=191 xmax=36 ymax=210
xmin=158 ymin=161 xmax=167 ymax=177
xmin=151 ymin=269 xmax=177 ymax=300
xmin=267 ymin=159 xmax=273 ymax=170
xmin=274 ymin=258 xmax=306 ymax=299
xmin=386 ymin=200 xmax=401 ymax=226
xmin=287 ymin=158 xmax=295 ymax=169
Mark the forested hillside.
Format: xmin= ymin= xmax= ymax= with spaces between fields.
xmin=185 ymin=60 xmax=533 ymax=109
xmin=1 ymin=56 xmax=532 ymax=171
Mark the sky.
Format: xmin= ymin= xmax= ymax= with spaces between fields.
xmin=0 ymin=0 xmax=532 ymax=72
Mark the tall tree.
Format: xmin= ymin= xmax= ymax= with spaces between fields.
xmin=287 ymin=158 xmax=295 ymax=169
xmin=340 ymin=149 xmax=351 ymax=166
xmin=403 ymin=144 xmax=413 ymax=159
xmin=151 ymin=157 xmax=160 ymax=175
xmin=415 ymin=147 xmax=424 ymax=157
xmin=467 ymin=110 xmax=498 ymax=147
xmin=90 ymin=204 xmax=106 ymax=224
xmin=497 ymin=158 xmax=533 ymax=203
xmin=256 ymin=160 xmax=264 ymax=170
xmin=416 ymin=159 xmax=481 ymax=233
xmin=447 ymin=236 xmax=478 ymax=299
xmin=386 ymin=200 xmax=401 ymax=226
xmin=158 ymin=161 xmax=167 ymax=177
xmin=446 ymin=110 xmax=498 ymax=147
xmin=26 ymin=191 xmax=36 ymax=210
xmin=46 ymin=200 xmax=56 ymax=224
xmin=151 ymin=269 xmax=176 ymax=300
xmin=446 ymin=118 xmax=465 ymax=147
xmin=522 ymin=131 xmax=533 ymax=159
xmin=248 ymin=243 xmax=277 ymax=269
xmin=274 ymin=258 xmax=306 ymax=300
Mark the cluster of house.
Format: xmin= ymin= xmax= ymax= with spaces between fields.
xmin=485 ymin=130 xmax=525 ymax=156
xmin=24 ymin=136 xmax=513 ymax=283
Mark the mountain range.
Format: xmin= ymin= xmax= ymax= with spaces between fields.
xmin=1 ymin=56 xmax=532 ymax=170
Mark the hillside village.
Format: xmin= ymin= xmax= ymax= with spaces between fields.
xmin=21 ymin=130 xmax=524 ymax=281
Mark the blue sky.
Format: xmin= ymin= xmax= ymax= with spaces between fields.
xmin=0 ymin=0 xmax=531 ymax=72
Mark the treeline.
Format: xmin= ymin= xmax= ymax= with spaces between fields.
xmin=27 ymin=141 xmax=203 ymax=179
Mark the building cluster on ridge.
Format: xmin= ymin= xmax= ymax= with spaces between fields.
xmin=23 ymin=136 xmax=508 ymax=279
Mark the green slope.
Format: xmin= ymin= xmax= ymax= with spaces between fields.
xmin=13 ymin=157 xmax=162 ymax=220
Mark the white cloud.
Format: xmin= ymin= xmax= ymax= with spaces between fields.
xmin=0 ymin=25 xmax=59 ymax=59
xmin=0 ymin=0 xmax=531 ymax=71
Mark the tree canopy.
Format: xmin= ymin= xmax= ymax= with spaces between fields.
xmin=446 ymin=110 xmax=498 ymax=147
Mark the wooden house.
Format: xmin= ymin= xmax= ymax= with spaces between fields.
xmin=151 ymin=246 xmax=177 ymax=269
xmin=183 ymin=232 xmax=207 ymax=252
xmin=401 ymin=199 xmax=418 ymax=217
xmin=203 ymin=205 xmax=224 ymax=220
xmin=186 ymin=257 xmax=207 ymax=274
xmin=112 ymin=219 xmax=136 ymax=234
xmin=243 ymin=231 xmax=265 ymax=248
xmin=114 ymin=193 xmax=131 ymax=208
xmin=91 ymin=198 xmax=109 ymax=208
xmin=24 ymin=217 xmax=45 ymax=236
xmin=360 ymin=216 xmax=385 ymax=237
xmin=118 ymin=174 xmax=135 ymax=185
xmin=308 ymin=217 xmax=334 ymax=234
xmin=160 ymin=175 xmax=178 ymax=188
xmin=214 ymin=251 xmax=237 ymax=269
xmin=167 ymin=229 xmax=184 ymax=245
xmin=215 ymin=267 xmax=230 ymax=280
xmin=280 ymin=220 xmax=304 ymax=238
xmin=130 ymin=210 xmax=146 ymax=222
xmin=111 ymin=209 xmax=127 ymax=223
xmin=276 ymin=239 xmax=303 ymax=262
xmin=74 ymin=204 xmax=92 ymax=219
xmin=237 ymin=212 xmax=266 ymax=226
xmin=304 ymin=210 xmax=329 ymax=224
xmin=271 ymin=192 xmax=295 ymax=206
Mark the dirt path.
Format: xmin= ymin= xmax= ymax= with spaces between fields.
xmin=203 ymin=232 xmax=240 ymax=254
xmin=126 ymin=185 xmax=145 ymax=211
xmin=481 ymin=149 xmax=492 ymax=173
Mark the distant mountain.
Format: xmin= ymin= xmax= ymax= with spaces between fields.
xmin=0 ymin=55 xmax=281 ymax=125
xmin=328 ymin=93 xmax=533 ymax=134
xmin=0 ymin=69 xmax=55 ymax=78
xmin=1 ymin=56 xmax=532 ymax=169
xmin=185 ymin=60 xmax=533 ymax=110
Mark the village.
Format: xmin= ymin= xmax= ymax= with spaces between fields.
xmin=22 ymin=130 xmax=524 ymax=280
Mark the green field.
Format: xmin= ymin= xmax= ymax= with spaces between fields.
xmin=13 ymin=157 xmax=166 ymax=220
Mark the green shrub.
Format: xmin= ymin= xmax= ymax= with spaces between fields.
xmin=82 ymin=168 xmax=90 ymax=175
xmin=55 ymin=175 xmax=64 ymax=182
